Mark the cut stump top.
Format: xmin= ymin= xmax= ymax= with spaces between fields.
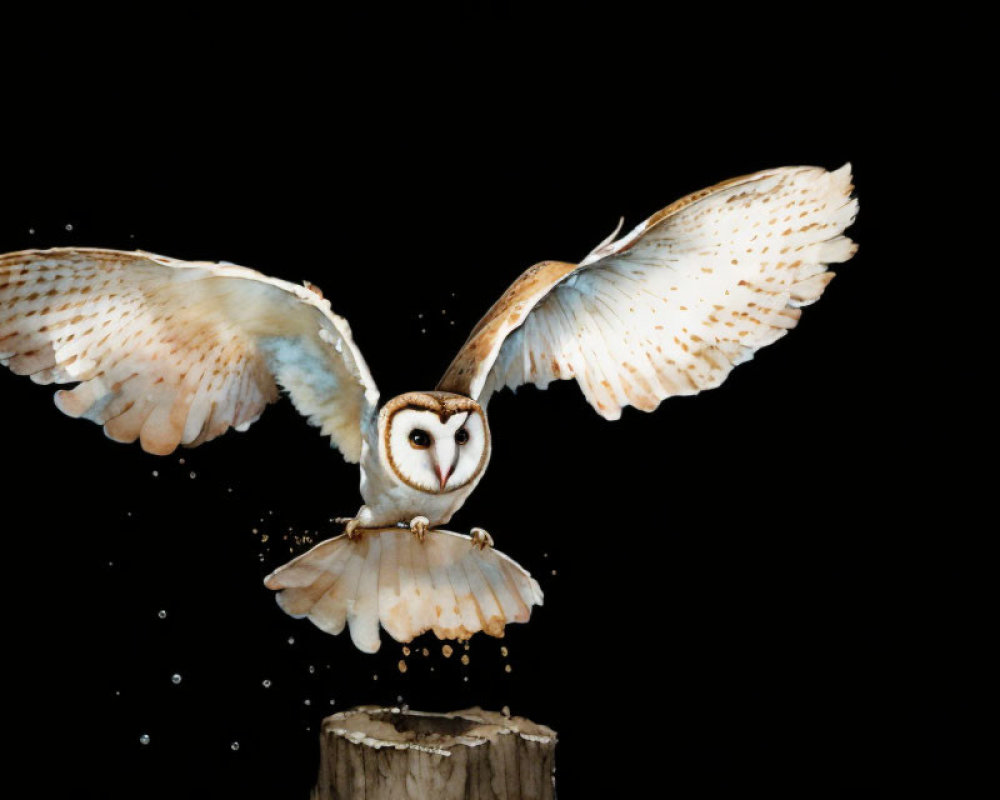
xmin=322 ymin=706 xmax=557 ymax=757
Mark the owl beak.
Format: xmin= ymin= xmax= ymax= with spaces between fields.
xmin=431 ymin=440 xmax=458 ymax=491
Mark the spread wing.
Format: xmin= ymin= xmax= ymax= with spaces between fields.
xmin=438 ymin=165 xmax=858 ymax=417
xmin=0 ymin=248 xmax=379 ymax=460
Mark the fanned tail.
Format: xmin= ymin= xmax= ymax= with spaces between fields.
xmin=263 ymin=529 xmax=543 ymax=653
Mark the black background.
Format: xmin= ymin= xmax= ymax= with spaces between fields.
xmin=0 ymin=5 xmax=984 ymax=798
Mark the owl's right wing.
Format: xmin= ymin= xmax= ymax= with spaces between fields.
xmin=0 ymin=248 xmax=379 ymax=460
xmin=438 ymin=165 xmax=857 ymax=417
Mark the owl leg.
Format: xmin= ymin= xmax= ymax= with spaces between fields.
xmin=409 ymin=515 xmax=430 ymax=543
xmin=470 ymin=527 xmax=494 ymax=550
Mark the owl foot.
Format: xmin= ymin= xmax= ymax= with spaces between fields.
xmin=470 ymin=527 xmax=494 ymax=550
xmin=340 ymin=518 xmax=364 ymax=541
xmin=409 ymin=515 xmax=430 ymax=543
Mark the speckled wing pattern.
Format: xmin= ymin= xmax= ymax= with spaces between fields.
xmin=0 ymin=248 xmax=379 ymax=460
xmin=264 ymin=529 xmax=544 ymax=653
xmin=438 ymin=165 xmax=858 ymax=417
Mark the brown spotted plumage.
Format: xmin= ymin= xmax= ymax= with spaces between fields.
xmin=439 ymin=165 xmax=858 ymax=416
xmin=1 ymin=164 xmax=857 ymax=653
xmin=0 ymin=248 xmax=378 ymax=459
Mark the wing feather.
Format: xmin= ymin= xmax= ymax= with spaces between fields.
xmin=438 ymin=165 xmax=858 ymax=417
xmin=0 ymin=248 xmax=379 ymax=460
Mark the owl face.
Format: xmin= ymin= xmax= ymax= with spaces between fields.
xmin=380 ymin=392 xmax=490 ymax=494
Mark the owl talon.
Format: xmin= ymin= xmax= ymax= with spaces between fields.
xmin=470 ymin=527 xmax=493 ymax=550
xmin=343 ymin=518 xmax=364 ymax=541
xmin=409 ymin=515 xmax=430 ymax=543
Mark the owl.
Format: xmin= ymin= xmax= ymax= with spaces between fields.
xmin=0 ymin=165 xmax=858 ymax=652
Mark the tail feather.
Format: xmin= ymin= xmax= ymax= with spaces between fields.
xmin=264 ymin=529 xmax=543 ymax=653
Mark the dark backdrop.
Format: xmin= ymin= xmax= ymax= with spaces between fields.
xmin=0 ymin=6 xmax=983 ymax=798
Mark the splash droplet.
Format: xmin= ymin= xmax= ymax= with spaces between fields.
xmin=157 ymin=610 xmax=167 ymax=620
xmin=262 ymin=679 xmax=272 ymax=689
xmin=397 ymin=660 xmax=408 ymax=674
xmin=139 ymin=734 xmax=150 ymax=745
xmin=442 ymin=645 xmax=453 ymax=658
xmin=230 ymin=741 xmax=240 ymax=751
xmin=171 ymin=674 xmax=182 ymax=685
xmin=461 ymin=654 xmax=470 ymax=666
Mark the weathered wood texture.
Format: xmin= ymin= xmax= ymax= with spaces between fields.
xmin=313 ymin=706 xmax=557 ymax=800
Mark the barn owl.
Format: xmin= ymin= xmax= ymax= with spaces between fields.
xmin=0 ymin=165 xmax=858 ymax=652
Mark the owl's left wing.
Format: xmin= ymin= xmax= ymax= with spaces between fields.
xmin=437 ymin=165 xmax=858 ymax=417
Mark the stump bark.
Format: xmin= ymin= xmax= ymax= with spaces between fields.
xmin=313 ymin=706 xmax=557 ymax=800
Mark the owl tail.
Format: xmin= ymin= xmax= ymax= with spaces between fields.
xmin=263 ymin=529 xmax=543 ymax=653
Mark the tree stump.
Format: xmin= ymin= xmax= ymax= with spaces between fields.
xmin=313 ymin=706 xmax=557 ymax=800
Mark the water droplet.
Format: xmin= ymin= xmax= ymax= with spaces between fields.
xmin=262 ymin=679 xmax=272 ymax=689
xmin=418 ymin=313 xmax=424 ymax=319
xmin=28 ymin=228 xmax=35 ymax=235
xmin=442 ymin=644 xmax=453 ymax=658
xmin=189 ymin=471 xmax=197 ymax=479
xmin=152 ymin=470 xmax=159 ymax=477
xmin=308 ymin=665 xmax=315 ymax=674
xmin=461 ymin=654 xmax=470 ymax=666
xmin=304 ymin=699 xmax=311 ymax=706
xmin=373 ymin=674 xmax=378 ymax=681
xmin=230 ymin=741 xmax=240 ymax=751
xmin=505 ymin=664 xmax=512 ymax=673
xmin=65 ymin=223 xmax=74 ymax=232
xmin=171 ymin=674 xmax=182 ymax=685
xmin=551 ymin=569 xmax=557 ymax=576
xmin=157 ymin=610 xmax=167 ymax=620
xmin=139 ymin=734 xmax=150 ymax=745
xmin=463 ymin=676 xmax=469 ymax=682
xmin=402 ymin=646 xmax=410 ymax=657
xmin=397 ymin=660 xmax=408 ymax=674
xmin=421 ymin=328 xmax=426 ymax=334
xmin=329 ymin=698 xmax=336 ymax=706
xmin=178 ymin=458 xmax=185 ymax=465
xmin=287 ymin=636 xmax=295 ymax=645
xmin=421 ymin=648 xmax=429 ymax=657
xmin=500 ymin=646 xmax=509 ymax=657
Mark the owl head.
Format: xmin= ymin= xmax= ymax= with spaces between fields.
xmin=378 ymin=392 xmax=491 ymax=494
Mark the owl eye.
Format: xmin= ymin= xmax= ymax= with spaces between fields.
xmin=408 ymin=429 xmax=431 ymax=449
xmin=454 ymin=428 xmax=469 ymax=445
